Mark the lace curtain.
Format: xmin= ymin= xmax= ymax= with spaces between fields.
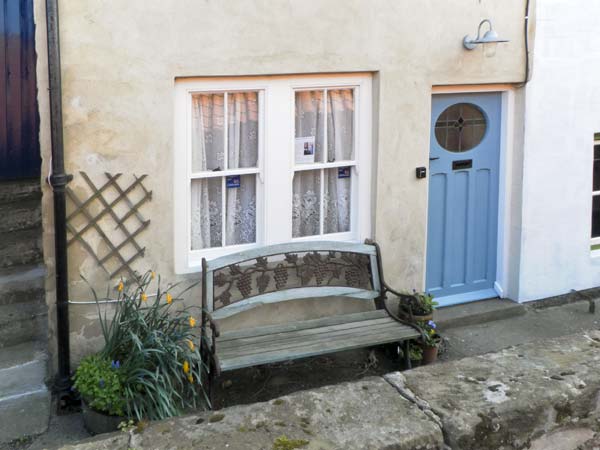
xmin=191 ymin=93 xmax=258 ymax=250
xmin=293 ymin=89 xmax=353 ymax=237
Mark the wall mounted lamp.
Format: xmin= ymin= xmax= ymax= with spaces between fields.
xmin=463 ymin=19 xmax=509 ymax=50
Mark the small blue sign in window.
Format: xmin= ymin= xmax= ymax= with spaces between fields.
xmin=226 ymin=175 xmax=241 ymax=188
xmin=338 ymin=167 xmax=351 ymax=179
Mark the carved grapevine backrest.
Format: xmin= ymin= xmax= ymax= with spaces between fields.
xmin=212 ymin=251 xmax=373 ymax=310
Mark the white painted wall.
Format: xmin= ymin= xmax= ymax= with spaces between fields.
xmin=519 ymin=0 xmax=600 ymax=301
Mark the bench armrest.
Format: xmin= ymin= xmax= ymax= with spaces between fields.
xmin=204 ymin=312 xmax=221 ymax=338
xmin=379 ymin=283 xmax=427 ymax=340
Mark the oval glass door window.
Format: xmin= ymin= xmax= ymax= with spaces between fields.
xmin=434 ymin=103 xmax=487 ymax=152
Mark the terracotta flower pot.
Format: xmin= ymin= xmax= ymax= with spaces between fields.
xmin=81 ymin=400 xmax=124 ymax=435
xmin=420 ymin=345 xmax=439 ymax=365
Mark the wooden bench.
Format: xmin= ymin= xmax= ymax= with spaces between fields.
xmin=199 ymin=240 xmax=421 ymax=407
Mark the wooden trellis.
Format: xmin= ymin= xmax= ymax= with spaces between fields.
xmin=66 ymin=172 xmax=152 ymax=278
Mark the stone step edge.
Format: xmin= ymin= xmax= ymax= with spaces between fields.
xmin=0 ymin=385 xmax=48 ymax=405
xmin=0 ymin=264 xmax=46 ymax=286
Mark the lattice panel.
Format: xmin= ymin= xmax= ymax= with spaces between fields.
xmin=66 ymin=172 xmax=152 ymax=278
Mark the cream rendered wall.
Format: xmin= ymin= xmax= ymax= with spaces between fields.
xmin=518 ymin=0 xmax=600 ymax=301
xmin=34 ymin=0 xmax=531 ymax=367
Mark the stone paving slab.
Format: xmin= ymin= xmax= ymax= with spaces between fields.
xmin=398 ymin=330 xmax=600 ymax=450
xmin=59 ymin=377 xmax=444 ymax=450
xmin=55 ymin=330 xmax=600 ymax=450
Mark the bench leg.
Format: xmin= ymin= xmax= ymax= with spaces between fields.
xmin=403 ymin=340 xmax=412 ymax=370
xmin=208 ymin=363 xmax=217 ymax=410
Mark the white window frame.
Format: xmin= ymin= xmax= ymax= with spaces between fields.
xmin=174 ymin=74 xmax=372 ymax=273
xmin=592 ymin=136 xmax=600 ymax=248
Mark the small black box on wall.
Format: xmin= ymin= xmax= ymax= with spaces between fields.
xmin=416 ymin=167 xmax=427 ymax=179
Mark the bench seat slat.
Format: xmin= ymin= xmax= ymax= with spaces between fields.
xmin=218 ymin=315 xmax=401 ymax=351
xmin=218 ymin=309 xmax=389 ymax=342
xmin=218 ymin=322 xmax=418 ymax=372
xmin=218 ymin=321 xmax=413 ymax=359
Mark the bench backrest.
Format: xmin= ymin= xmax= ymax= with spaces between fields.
xmin=202 ymin=241 xmax=383 ymax=320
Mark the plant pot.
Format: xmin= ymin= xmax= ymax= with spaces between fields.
xmin=398 ymin=308 xmax=433 ymax=323
xmin=420 ymin=345 xmax=439 ymax=365
xmin=409 ymin=359 xmax=421 ymax=369
xmin=81 ymin=400 xmax=124 ymax=435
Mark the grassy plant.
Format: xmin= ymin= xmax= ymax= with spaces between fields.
xmin=82 ymin=271 xmax=209 ymax=421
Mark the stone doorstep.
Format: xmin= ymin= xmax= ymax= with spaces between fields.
xmin=56 ymin=330 xmax=600 ymax=450
xmin=434 ymin=298 xmax=527 ymax=331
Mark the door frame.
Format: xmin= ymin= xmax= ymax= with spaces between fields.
xmin=427 ymin=84 xmax=516 ymax=304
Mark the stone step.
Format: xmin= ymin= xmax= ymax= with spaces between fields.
xmin=0 ymin=387 xmax=50 ymax=443
xmin=0 ymin=228 xmax=44 ymax=269
xmin=0 ymin=197 xmax=42 ymax=233
xmin=0 ymin=341 xmax=48 ymax=399
xmin=435 ymin=298 xmax=527 ymax=330
xmin=0 ymin=264 xmax=46 ymax=307
xmin=0 ymin=302 xmax=48 ymax=349
xmin=0 ymin=179 xmax=42 ymax=205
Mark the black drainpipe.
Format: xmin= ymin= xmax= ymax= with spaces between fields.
xmin=45 ymin=0 xmax=73 ymax=407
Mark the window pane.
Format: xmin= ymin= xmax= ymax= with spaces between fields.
xmin=228 ymin=92 xmax=259 ymax=169
xmin=324 ymin=168 xmax=351 ymax=234
xmin=593 ymin=144 xmax=600 ymax=192
xmin=593 ymin=196 xmax=600 ymax=238
xmin=225 ymin=175 xmax=256 ymax=245
xmin=434 ymin=103 xmax=486 ymax=152
xmin=191 ymin=94 xmax=225 ymax=172
xmin=293 ymin=170 xmax=321 ymax=237
xmin=327 ymin=89 xmax=354 ymax=162
xmin=191 ymin=178 xmax=222 ymax=249
xmin=295 ymin=91 xmax=324 ymax=164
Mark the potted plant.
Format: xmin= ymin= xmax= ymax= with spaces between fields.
xmin=73 ymin=271 xmax=209 ymax=433
xmin=73 ymin=355 xmax=126 ymax=434
xmin=418 ymin=320 xmax=441 ymax=365
xmin=398 ymin=291 xmax=438 ymax=322
xmin=408 ymin=342 xmax=423 ymax=368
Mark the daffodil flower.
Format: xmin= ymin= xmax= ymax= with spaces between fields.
xmin=187 ymin=340 xmax=194 ymax=351
xmin=189 ymin=316 xmax=196 ymax=327
xmin=141 ymin=292 xmax=148 ymax=302
xmin=117 ymin=281 xmax=124 ymax=292
xmin=151 ymin=271 xmax=156 ymax=280
xmin=183 ymin=360 xmax=190 ymax=374
xmin=166 ymin=293 xmax=173 ymax=305
xmin=188 ymin=374 xmax=194 ymax=384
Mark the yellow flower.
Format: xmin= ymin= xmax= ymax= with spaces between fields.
xmin=187 ymin=340 xmax=194 ymax=351
xmin=188 ymin=374 xmax=194 ymax=384
xmin=166 ymin=293 xmax=173 ymax=305
xmin=189 ymin=316 xmax=196 ymax=327
xmin=141 ymin=292 xmax=148 ymax=302
xmin=117 ymin=281 xmax=124 ymax=292
xmin=183 ymin=361 xmax=190 ymax=374
xmin=151 ymin=271 xmax=156 ymax=280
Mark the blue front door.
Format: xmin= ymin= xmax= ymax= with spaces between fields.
xmin=426 ymin=93 xmax=501 ymax=306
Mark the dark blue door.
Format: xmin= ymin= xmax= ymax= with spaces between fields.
xmin=0 ymin=0 xmax=40 ymax=180
xmin=426 ymin=93 xmax=501 ymax=306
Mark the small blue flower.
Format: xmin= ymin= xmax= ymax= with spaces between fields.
xmin=427 ymin=320 xmax=436 ymax=329
xmin=111 ymin=360 xmax=121 ymax=370
xmin=99 ymin=378 xmax=105 ymax=388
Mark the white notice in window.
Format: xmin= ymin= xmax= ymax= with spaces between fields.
xmin=295 ymin=136 xmax=316 ymax=164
